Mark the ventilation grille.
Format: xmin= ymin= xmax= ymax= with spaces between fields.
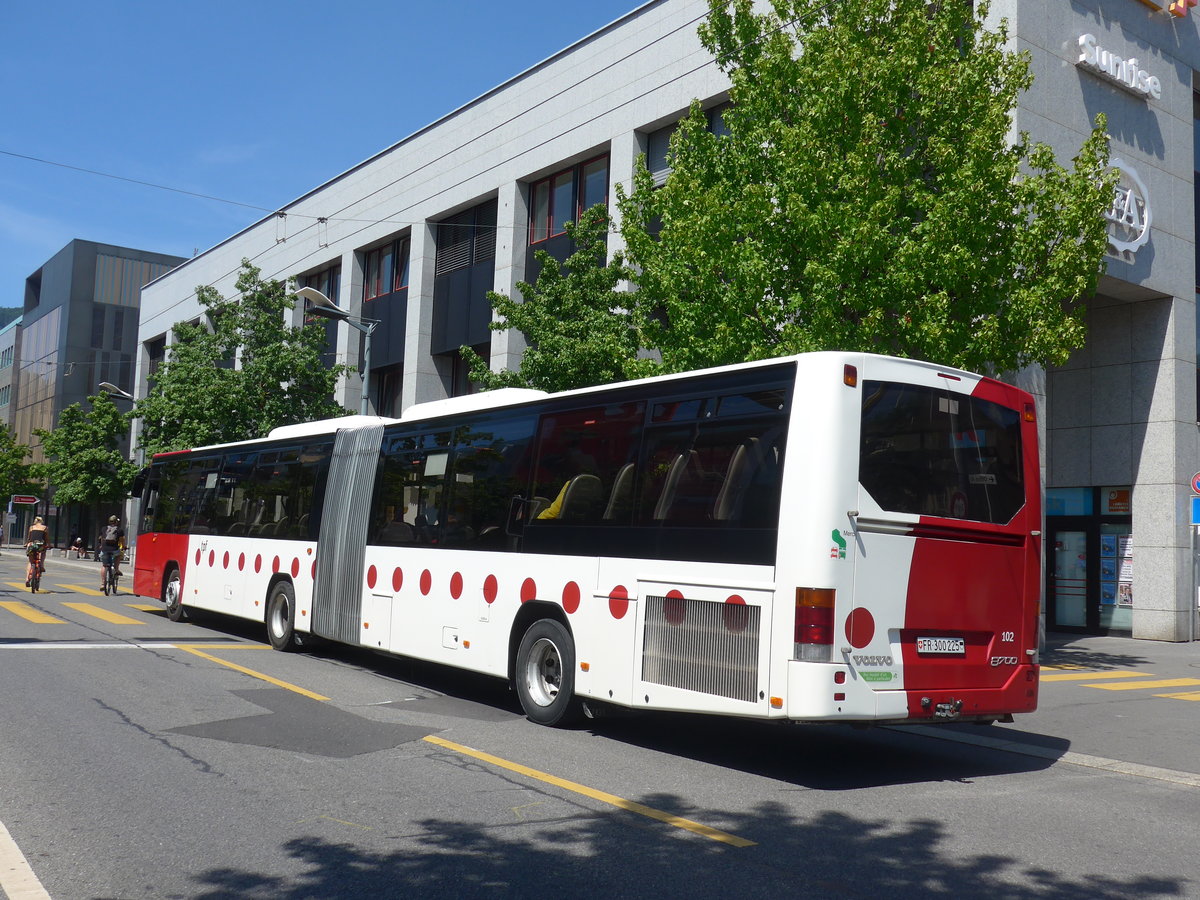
xmin=641 ymin=595 xmax=760 ymax=703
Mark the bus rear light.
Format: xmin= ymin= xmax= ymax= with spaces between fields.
xmin=1023 ymin=402 xmax=1036 ymax=423
xmin=795 ymin=587 xmax=835 ymax=661
xmin=770 ymin=696 xmax=783 ymax=709
xmin=843 ymin=365 xmax=857 ymax=387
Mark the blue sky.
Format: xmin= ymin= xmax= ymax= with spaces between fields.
xmin=0 ymin=0 xmax=649 ymax=307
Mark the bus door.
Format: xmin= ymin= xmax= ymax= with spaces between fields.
xmin=312 ymin=423 xmax=385 ymax=643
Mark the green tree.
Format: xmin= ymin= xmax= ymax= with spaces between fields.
xmin=0 ymin=424 xmax=36 ymax=500
xmin=463 ymin=206 xmax=655 ymax=393
xmin=136 ymin=261 xmax=350 ymax=456
xmin=34 ymin=393 xmax=139 ymax=523
xmin=617 ymin=0 xmax=1116 ymax=375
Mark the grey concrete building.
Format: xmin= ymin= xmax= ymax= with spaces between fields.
xmin=21 ymin=239 xmax=183 ymax=540
xmin=135 ymin=0 xmax=1200 ymax=640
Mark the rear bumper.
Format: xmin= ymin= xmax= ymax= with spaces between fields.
xmin=785 ymin=660 xmax=1039 ymax=722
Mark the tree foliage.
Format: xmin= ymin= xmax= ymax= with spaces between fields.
xmin=136 ymin=261 xmax=350 ymax=456
xmin=462 ymin=207 xmax=654 ymax=393
xmin=34 ymin=393 xmax=138 ymax=508
xmin=0 ymin=424 xmax=36 ymax=501
xmin=616 ymin=0 xmax=1116 ymax=375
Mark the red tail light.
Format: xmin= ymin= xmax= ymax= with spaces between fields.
xmin=795 ymin=588 xmax=835 ymax=661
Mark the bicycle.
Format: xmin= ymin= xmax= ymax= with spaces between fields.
xmin=26 ymin=542 xmax=44 ymax=593
xmin=102 ymin=554 xmax=121 ymax=596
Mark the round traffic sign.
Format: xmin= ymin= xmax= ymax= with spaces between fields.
xmin=1192 ymin=473 xmax=1200 ymax=494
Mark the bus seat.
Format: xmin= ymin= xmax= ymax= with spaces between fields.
xmin=713 ymin=438 xmax=761 ymax=521
xmin=560 ymin=473 xmax=602 ymax=522
xmin=603 ymin=463 xmax=635 ymax=520
xmin=227 ymin=521 xmax=247 ymax=536
xmin=653 ymin=451 xmax=695 ymax=521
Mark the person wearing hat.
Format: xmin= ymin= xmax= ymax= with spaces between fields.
xmin=97 ymin=515 xmax=125 ymax=589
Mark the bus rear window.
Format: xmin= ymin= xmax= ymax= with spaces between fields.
xmin=859 ymin=381 xmax=1024 ymax=524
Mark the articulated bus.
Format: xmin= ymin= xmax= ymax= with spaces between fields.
xmin=131 ymin=352 xmax=1041 ymax=727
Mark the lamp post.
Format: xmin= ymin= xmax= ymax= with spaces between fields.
xmin=293 ymin=286 xmax=380 ymax=416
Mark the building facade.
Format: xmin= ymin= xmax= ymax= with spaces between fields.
xmin=21 ymin=239 xmax=183 ymax=540
xmin=136 ymin=0 xmax=1200 ymax=640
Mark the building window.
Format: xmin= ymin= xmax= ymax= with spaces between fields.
xmin=529 ymin=156 xmax=609 ymax=244
xmin=645 ymin=103 xmax=731 ymax=187
xmin=436 ymin=202 xmax=497 ymax=276
xmin=91 ymin=307 xmax=106 ymax=349
xmin=94 ymin=254 xmax=174 ymax=307
xmin=362 ymin=237 xmax=410 ymax=301
xmin=146 ymin=336 xmax=166 ymax=380
xmin=301 ymin=264 xmax=341 ymax=304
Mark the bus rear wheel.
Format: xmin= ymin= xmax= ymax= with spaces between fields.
xmin=164 ymin=567 xmax=184 ymax=622
xmin=266 ymin=581 xmax=304 ymax=652
xmin=515 ymin=619 xmax=582 ymax=726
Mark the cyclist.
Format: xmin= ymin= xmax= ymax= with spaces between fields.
xmin=98 ymin=515 xmax=125 ymax=590
xmin=25 ymin=515 xmax=49 ymax=587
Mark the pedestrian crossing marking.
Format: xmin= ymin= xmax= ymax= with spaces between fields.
xmin=0 ymin=600 xmax=66 ymax=624
xmin=1040 ymin=664 xmax=1088 ymax=671
xmin=57 ymin=584 xmax=129 ymax=597
xmin=1086 ymin=677 xmax=1200 ymax=691
xmin=4 ymin=582 xmax=43 ymax=593
xmin=125 ymin=604 xmax=160 ymax=612
xmin=60 ymin=603 xmax=144 ymax=625
xmin=1040 ymin=670 xmax=1147 ymax=682
xmin=1155 ymin=691 xmax=1200 ymax=701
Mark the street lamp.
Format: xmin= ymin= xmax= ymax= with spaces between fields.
xmin=293 ymin=286 xmax=380 ymax=415
xmin=98 ymin=382 xmax=134 ymax=402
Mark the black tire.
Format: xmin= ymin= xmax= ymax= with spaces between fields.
xmin=163 ymin=567 xmax=185 ymax=622
xmin=29 ymin=569 xmax=38 ymax=593
xmin=514 ymin=618 xmax=582 ymax=726
xmin=266 ymin=581 xmax=304 ymax=652
xmin=102 ymin=568 xmax=111 ymax=596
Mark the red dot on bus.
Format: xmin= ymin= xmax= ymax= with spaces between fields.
xmin=311 ymin=561 xmax=317 ymax=580
xmin=194 ymin=549 xmax=201 ymax=565
xmin=723 ymin=594 xmax=749 ymax=634
xmin=254 ymin=555 xmax=262 ymax=573
xmin=392 ymin=567 xmax=403 ymax=592
xmin=483 ymin=574 xmax=498 ymax=604
xmin=609 ymin=585 xmax=629 ymax=620
xmin=420 ymin=569 xmax=432 ymax=595
xmin=665 ymin=589 xmax=686 ymax=625
xmin=367 ymin=565 xmax=377 ymax=589
xmin=846 ymin=607 xmax=875 ymax=649
xmin=450 ymin=571 xmax=463 ymax=599
xmin=222 ymin=551 xmax=230 ymax=569
xmin=272 ymin=556 xmax=280 ymax=574
xmin=238 ymin=552 xmax=245 ymax=571
xmin=562 ymin=581 xmax=580 ymax=614
xmin=520 ymin=578 xmax=537 ymax=604
xmin=208 ymin=550 xmax=215 ymax=567
xmin=291 ymin=558 xmax=300 ymax=578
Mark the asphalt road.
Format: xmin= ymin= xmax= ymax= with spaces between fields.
xmin=0 ymin=549 xmax=1197 ymax=899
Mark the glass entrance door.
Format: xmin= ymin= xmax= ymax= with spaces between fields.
xmin=1048 ymin=528 xmax=1087 ymax=629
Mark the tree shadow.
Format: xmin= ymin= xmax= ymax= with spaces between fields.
xmin=1043 ymin=634 xmax=1154 ymax=671
xmin=186 ymin=799 xmax=1187 ymax=899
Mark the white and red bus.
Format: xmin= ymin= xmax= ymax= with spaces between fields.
xmin=131 ymin=352 xmax=1041 ymax=726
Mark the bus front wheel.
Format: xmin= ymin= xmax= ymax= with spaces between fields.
xmin=515 ymin=619 xmax=582 ymax=726
xmin=164 ymin=567 xmax=184 ymax=622
xmin=266 ymin=581 xmax=304 ymax=652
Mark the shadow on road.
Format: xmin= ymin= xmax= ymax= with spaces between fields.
xmin=185 ymin=799 xmax=1187 ymax=899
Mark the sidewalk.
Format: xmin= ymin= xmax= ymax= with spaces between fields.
xmin=997 ymin=631 xmax=1200 ymax=776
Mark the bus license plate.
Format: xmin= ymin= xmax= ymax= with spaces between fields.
xmin=916 ymin=636 xmax=965 ymax=655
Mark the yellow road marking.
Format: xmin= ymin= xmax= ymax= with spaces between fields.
xmin=4 ymin=582 xmax=40 ymax=592
xmin=424 ymin=735 xmax=755 ymax=847
xmin=58 ymin=584 xmax=106 ymax=596
xmin=1040 ymin=664 xmax=1087 ymax=671
xmin=0 ymin=600 xmax=65 ymax=624
xmin=1156 ymin=691 xmax=1200 ymax=701
xmin=1087 ymin=677 xmax=1200 ymax=691
xmin=126 ymin=604 xmax=161 ymax=612
xmin=1040 ymin=670 xmax=1149 ymax=682
xmin=61 ymin=602 xmax=144 ymax=625
xmin=176 ymin=645 xmax=329 ymax=701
